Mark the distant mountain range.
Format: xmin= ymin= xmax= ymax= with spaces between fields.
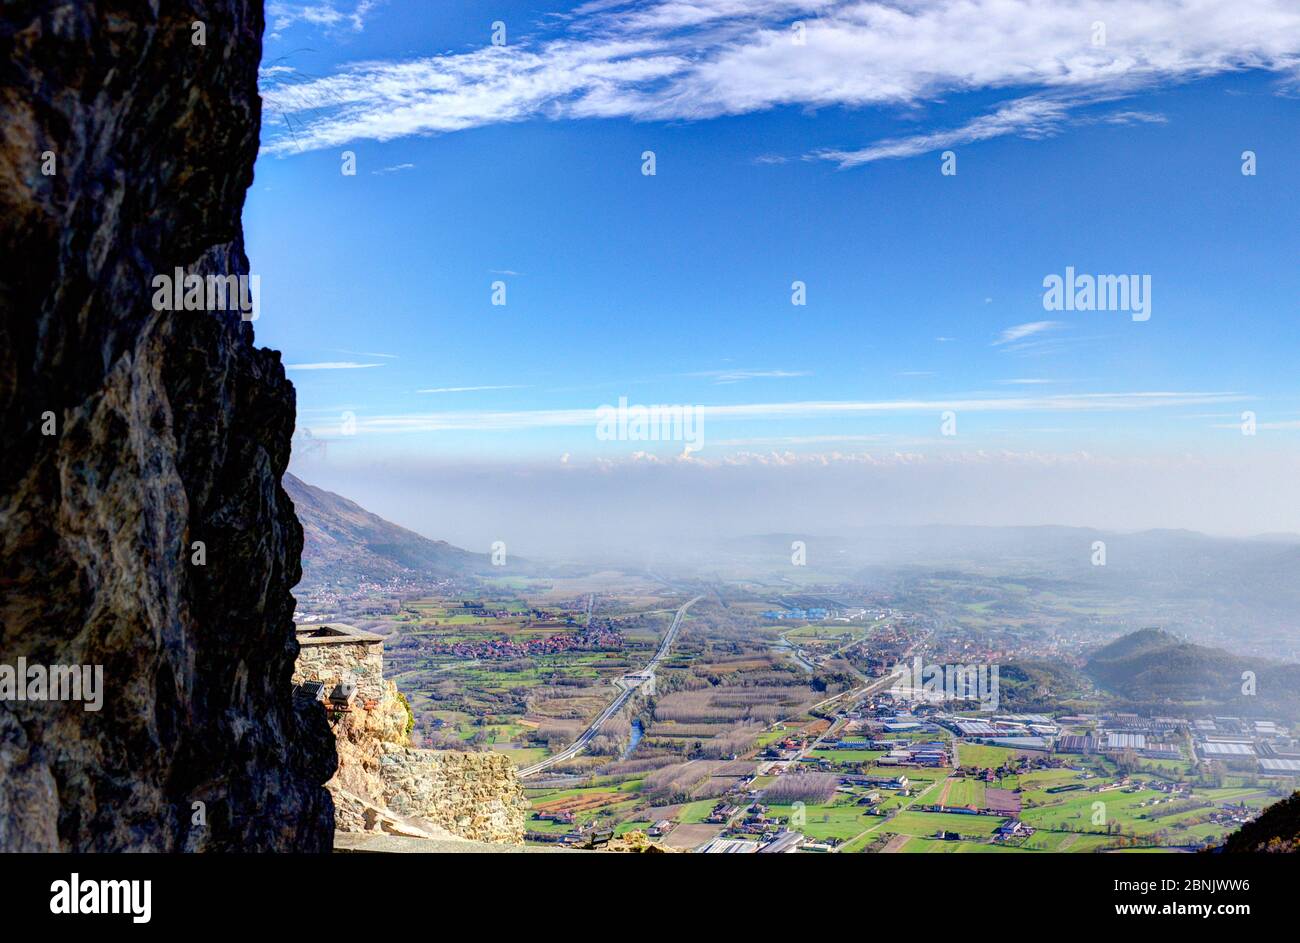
xmin=284 ymin=473 xmax=487 ymax=587
xmin=731 ymin=526 xmax=1300 ymax=583
xmin=1084 ymin=628 xmax=1300 ymax=720
xmin=724 ymin=526 xmax=1300 ymax=659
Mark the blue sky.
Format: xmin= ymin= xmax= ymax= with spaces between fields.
xmin=244 ymin=1 xmax=1300 ymax=541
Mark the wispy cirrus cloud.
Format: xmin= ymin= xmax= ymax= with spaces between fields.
xmin=261 ymin=0 xmax=1300 ymax=159
xmin=689 ymin=368 xmax=812 ymax=384
xmin=301 ymin=390 xmax=1248 ymax=436
xmin=286 ymin=361 xmax=386 ymax=370
xmin=812 ymin=95 xmax=1072 ymax=167
xmin=993 ymin=320 xmax=1065 ymax=347
xmin=416 ymin=385 xmax=529 ymax=393
xmin=333 ymin=348 xmax=397 ymax=359
xmin=1086 ymin=110 xmax=1169 ymax=126
xmin=814 ymin=100 xmax=1173 ymax=167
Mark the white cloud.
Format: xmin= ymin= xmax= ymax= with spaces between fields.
xmin=268 ymin=1 xmax=375 ymax=34
xmin=286 ymin=361 xmax=386 ymax=370
xmin=306 ymin=390 xmax=1247 ymax=435
xmin=333 ymin=348 xmax=397 ymax=358
xmin=260 ymin=0 xmax=1300 ymax=157
xmin=1089 ymin=110 xmax=1169 ymax=125
xmin=689 ymin=368 xmax=811 ymax=383
xmin=812 ymin=95 xmax=1072 ymax=167
xmin=416 ymin=385 xmax=528 ymax=393
xmin=710 ymin=433 xmax=892 ymax=447
xmin=993 ymin=320 xmax=1064 ymax=346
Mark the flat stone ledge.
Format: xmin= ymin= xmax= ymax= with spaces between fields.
xmin=334 ymin=833 xmax=581 ymax=854
xmin=296 ymin=623 xmax=386 ymax=646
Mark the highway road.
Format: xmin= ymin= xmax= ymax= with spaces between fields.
xmin=766 ymin=643 xmax=916 ymax=739
xmin=519 ymin=595 xmax=702 ymax=778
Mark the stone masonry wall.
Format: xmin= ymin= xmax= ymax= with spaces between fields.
xmin=294 ymin=641 xmax=385 ymax=702
xmin=304 ymin=665 xmax=529 ymax=845
xmin=379 ymin=745 xmax=529 ymax=844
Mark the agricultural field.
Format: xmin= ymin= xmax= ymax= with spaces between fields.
xmin=891 ymin=837 xmax=1030 ymax=853
xmin=372 ymin=589 xmax=698 ymax=767
xmin=955 ymin=744 xmax=1020 ymax=769
xmin=492 ymin=594 xmax=852 ymax=842
xmin=303 ymin=567 xmax=1295 ymax=854
xmin=766 ymin=798 xmax=879 ymax=843
xmin=524 ymin=778 xmax=648 ymax=835
xmin=513 ymin=727 xmax=1288 ymax=851
xmin=942 ymin=778 xmax=986 ymax=808
xmin=885 ymin=810 xmax=1010 ymax=838
xmin=782 ymin=624 xmax=873 ymax=643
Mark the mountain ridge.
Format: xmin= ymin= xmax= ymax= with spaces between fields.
xmin=1084 ymin=628 xmax=1300 ymax=720
xmin=285 ymin=473 xmax=487 ymax=587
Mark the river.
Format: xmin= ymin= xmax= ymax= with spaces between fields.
xmin=622 ymin=718 xmax=644 ymax=759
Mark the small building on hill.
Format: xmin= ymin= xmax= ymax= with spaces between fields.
xmin=293 ymin=623 xmax=386 ymax=702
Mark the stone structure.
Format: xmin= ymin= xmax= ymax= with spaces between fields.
xmin=293 ymin=624 xmax=529 ymax=845
xmin=379 ymin=747 xmax=529 ymax=843
xmin=293 ymin=624 xmax=387 ymax=702
xmin=0 ymin=1 xmax=335 ymax=851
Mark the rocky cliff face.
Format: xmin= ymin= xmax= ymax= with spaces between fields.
xmin=0 ymin=1 xmax=336 ymax=850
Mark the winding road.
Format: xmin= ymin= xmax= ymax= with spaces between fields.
xmin=518 ymin=595 xmax=702 ymax=778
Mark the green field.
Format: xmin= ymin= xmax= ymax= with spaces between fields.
xmin=944 ymin=778 xmax=986 ymax=808
xmin=767 ymin=798 xmax=879 ymax=843
xmin=679 ymin=799 xmax=723 ymax=824
xmin=886 ymin=810 xmax=1010 ymax=838
xmin=895 ymin=837 xmax=1028 ymax=853
xmin=524 ymin=778 xmax=648 ymax=837
xmin=958 ymin=744 xmax=1020 ymax=768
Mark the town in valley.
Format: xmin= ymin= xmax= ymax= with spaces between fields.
xmin=291 ymin=481 xmax=1300 ymax=854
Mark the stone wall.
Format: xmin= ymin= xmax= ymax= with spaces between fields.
xmin=379 ymin=746 xmax=529 ymax=844
xmin=318 ymin=676 xmax=528 ymax=845
xmin=294 ymin=640 xmax=386 ymax=702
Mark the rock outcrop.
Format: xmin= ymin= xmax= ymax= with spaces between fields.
xmin=1215 ymin=790 xmax=1300 ymax=853
xmin=325 ymin=678 xmax=529 ymax=845
xmin=0 ymin=2 xmax=336 ymax=850
xmin=604 ymin=830 xmax=673 ymax=853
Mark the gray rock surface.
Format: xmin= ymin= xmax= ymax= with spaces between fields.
xmin=0 ymin=0 xmax=336 ymax=851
